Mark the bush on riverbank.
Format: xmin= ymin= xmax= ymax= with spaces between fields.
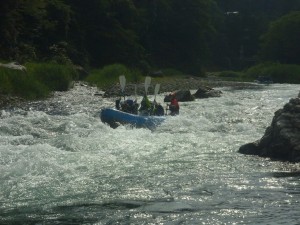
xmin=85 ymin=64 xmax=143 ymax=88
xmin=217 ymin=70 xmax=251 ymax=81
xmin=27 ymin=63 xmax=77 ymax=91
xmin=0 ymin=62 xmax=77 ymax=99
xmin=214 ymin=63 xmax=300 ymax=84
xmin=245 ymin=63 xmax=300 ymax=83
xmin=160 ymin=68 xmax=184 ymax=76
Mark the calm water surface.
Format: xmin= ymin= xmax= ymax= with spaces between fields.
xmin=0 ymin=82 xmax=300 ymax=224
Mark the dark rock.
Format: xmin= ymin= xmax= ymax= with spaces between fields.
xmin=239 ymin=96 xmax=300 ymax=162
xmin=0 ymin=62 xmax=26 ymax=72
xmin=239 ymin=141 xmax=260 ymax=155
xmin=164 ymin=90 xmax=195 ymax=102
xmin=193 ymin=86 xmax=222 ymax=98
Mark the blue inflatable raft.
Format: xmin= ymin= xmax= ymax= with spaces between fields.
xmin=100 ymin=108 xmax=166 ymax=129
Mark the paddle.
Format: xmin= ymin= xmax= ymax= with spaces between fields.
xmin=144 ymin=76 xmax=151 ymax=95
xmin=154 ymin=83 xmax=160 ymax=101
xmin=134 ymin=84 xmax=137 ymax=100
xmin=119 ymin=75 xmax=126 ymax=99
xmin=152 ymin=83 xmax=161 ymax=115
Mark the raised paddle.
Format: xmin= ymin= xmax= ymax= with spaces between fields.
xmin=144 ymin=76 xmax=151 ymax=95
xmin=119 ymin=75 xmax=126 ymax=99
xmin=154 ymin=83 xmax=160 ymax=101
xmin=134 ymin=84 xmax=137 ymax=100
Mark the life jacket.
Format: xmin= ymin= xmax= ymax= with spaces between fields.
xmin=140 ymin=96 xmax=151 ymax=110
xmin=171 ymin=98 xmax=179 ymax=109
xmin=169 ymin=97 xmax=179 ymax=115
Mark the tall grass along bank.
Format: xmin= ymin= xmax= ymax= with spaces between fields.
xmin=246 ymin=63 xmax=300 ymax=83
xmin=85 ymin=64 xmax=142 ymax=88
xmin=0 ymin=62 xmax=77 ymax=100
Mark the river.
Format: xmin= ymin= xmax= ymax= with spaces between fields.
xmin=0 ymin=82 xmax=300 ymax=224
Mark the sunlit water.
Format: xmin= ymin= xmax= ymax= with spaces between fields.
xmin=1 ymin=82 xmax=300 ymax=225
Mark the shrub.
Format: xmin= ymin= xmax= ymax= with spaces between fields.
xmin=26 ymin=62 xmax=77 ymax=91
xmin=161 ymin=68 xmax=184 ymax=76
xmin=218 ymin=70 xmax=243 ymax=78
xmin=0 ymin=68 xmax=14 ymax=94
xmin=215 ymin=70 xmax=253 ymax=82
xmin=0 ymin=66 xmax=49 ymax=99
xmin=0 ymin=62 xmax=78 ymax=99
xmin=246 ymin=63 xmax=300 ymax=83
xmin=11 ymin=75 xmax=49 ymax=99
xmin=85 ymin=64 xmax=142 ymax=87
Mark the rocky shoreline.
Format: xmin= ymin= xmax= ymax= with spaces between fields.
xmin=0 ymin=94 xmax=25 ymax=110
xmin=102 ymin=76 xmax=262 ymax=98
xmin=0 ymin=77 xmax=262 ymax=109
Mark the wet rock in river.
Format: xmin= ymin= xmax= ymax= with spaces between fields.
xmin=164 ymin=90 xmax=195 ymax=102
xmin=193 ymin=86 xmax=222 ymax=98
xmin=239 ymin=95 xmax=300 ymax=162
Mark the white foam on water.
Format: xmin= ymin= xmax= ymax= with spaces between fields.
xmin=1 ymin=82 xmax=300 ymax=224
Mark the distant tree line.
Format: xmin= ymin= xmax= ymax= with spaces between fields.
xmin=0 ymin=0 xmax=300 ymax=74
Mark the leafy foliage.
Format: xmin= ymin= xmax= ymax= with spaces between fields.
xmin=0 ymin=62 xmax=77 ymax=99
xmin=1 ymin=0 xmax=300 ymax=101
xmin=27 ymin=63 xmax=77 ymax=91
xmin=0 ymin=0 xmax=300 ymax=75
xmin=85 ymin=64 xmax=142 ymax=88
xmin=218 ymin=70 xmax=243 ymax=78
xmin=260 ymin=11 xmax=300 ymax=64
xmin=246 ymin=63 xmax=300 ymax=83
xmin=0 ymin=0 xmax=72 ymax=63
xmin=0 ymin=67 xmax=49 ymax=99
xmin=213 ymin=0 xmax=300 ymax=70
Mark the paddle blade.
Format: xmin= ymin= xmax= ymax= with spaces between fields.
xmin=134 ymin=84 xmax=137 ymax=98
xmin=119 ymin=75 xmax=126 ymax=92
xmin=154 ymin=83 xmax=160 ymax=100
xmin=154 ymin=84 xmax=160 ymax=95
xmin=144 ymin=76 xmax=151 ymax=95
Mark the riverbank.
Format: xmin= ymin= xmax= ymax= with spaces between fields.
xmin=102 ymin=76 xmax=263 ymax=97
xmin=0 ymin=94 xmax=25 ymax=109
xmin=0 ymin=76 xmax=263 ymax=109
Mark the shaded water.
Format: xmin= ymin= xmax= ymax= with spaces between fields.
xmin=1 ymin=82 xmax=300 ymax=224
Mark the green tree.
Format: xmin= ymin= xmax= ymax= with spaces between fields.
xmin=0 ymin=0 xmax=72 ymax=62
xmin=213 ymin=0 xmax=300 ymax=69
xmin=168 ymin=0 xmax=218 ymax=73
xmin=260 ymin=11 xmax=300 ymax=64
xmin=135 ymin=0 xmax=219 ymax=74
xmin=67 ymin=0 xmax=145 ymax=68
xmin=0 ymin=0 xmax=24 ymax=60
